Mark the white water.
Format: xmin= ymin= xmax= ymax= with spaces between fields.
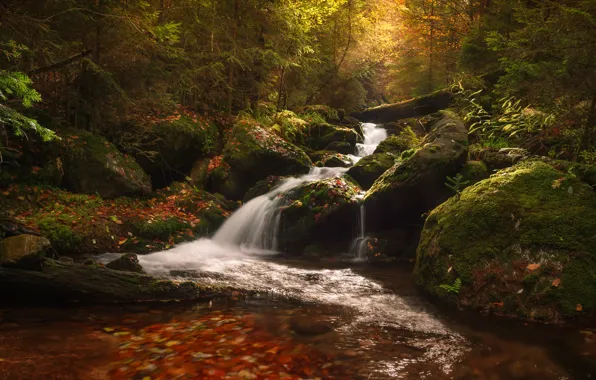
xmin=213 ymin=121 xmax=386 ymax=252
xmin=96 ymin=121 xmax=468 ymax=376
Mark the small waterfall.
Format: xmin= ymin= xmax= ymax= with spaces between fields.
xmin=213 ymin=122 xmax=387 ymax=253
xmin=350 ymin=198 xmax=369 ymax=259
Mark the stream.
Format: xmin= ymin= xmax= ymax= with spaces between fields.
xmin=1 ymin=123 xmax=595 ymax=379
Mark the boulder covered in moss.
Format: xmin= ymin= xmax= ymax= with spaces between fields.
xmin=302 ymin=123 xmax=361 ymax=152
xmin=458 ymin=160 xmax=489 ymax=187
xmin=58 ymin=128 xmax=151 ymax=199
xmin=277 ymin=176 xmax=361 ymax=254
xmin=0 ymin=234 xmax=51 ymax=269
xmin=243 ymin=176 xmax=285 ymax=202
xmin=415 ymin=161 xmax=596 ymax=323
xmin=363 ymin=111 xmax=469 ymax=231
xmin=347 ymin=153 xmax=396 ymax=189
xmin=373 ymin=127 xmax=420 ymax=155
xmin=123 ymin=114 xmax=221 ymax=188
xmin=209 ymin=119 xmax=312 ymax=200
xmin=310 ymin=151 xmax=352 ymax=168
xmin=473 ymin=147 xmax=530 ymax=171
xmin=106 ymin=253 xmax=145 ymax=273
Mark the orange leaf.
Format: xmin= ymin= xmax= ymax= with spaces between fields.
xmin=526 ymin=263 xmax=541 ymax=271
xmin=577 ymin=304 xmax=583 ymax=312
xmin=552 ymin=278 xmax=561 ymax=287
xmin=118 ymin=238 xmax=128 ymax=246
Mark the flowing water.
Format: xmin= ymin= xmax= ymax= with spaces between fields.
xmin=2 ymin=123 xmax=596 ymax=379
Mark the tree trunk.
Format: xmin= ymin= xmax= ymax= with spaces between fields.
xmin=227 ymin=0 xmax=239 ymax=116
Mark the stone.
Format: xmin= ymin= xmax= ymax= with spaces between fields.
xmin=106 ymin=253 xmax=145 ymax=273
xmin=0 ymin=234 xmax=50 ymax=269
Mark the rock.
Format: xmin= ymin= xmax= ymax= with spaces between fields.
xmin=474 ymin=147 xmax=530 ymax=171
xmin=373 ymin=128 xmax=420 ymax=155
xmin=0 ymin=258 xmax=221 ymax=303
xmin=243 ymin=176 xmax=285 ymax=202
xmin=347 ymin=153 xmax=396 ymax=189
xmin=352 ymin=90 xmax=454 ymax=123
xmin=0 ymin=219 xmax=40 ymax=238
xmin=364 ymin=111 xmax=469 ymax=231
xmin=415 ymin=161 xmax=596 ymax=323
xmin=106 ymin=253 xmax=145 ymax=273
xmin=0 ymin=234 xmax=50 ymax=269
xmin=381 ymin=116 xmax=431 ymax=137
xmin=59 ymin=128 xmax=151 ymax=199
xmin=123 ymin=115 xmax=221 ymax=189
xmin=310 ymin=151 xmax=352 ymax=168
xmin=325 ymin=141 xmax=354 ymax=155
xmin=277 ymin=176 xmax=361 ymax=254
xmin=303 ymin=123 xmax=361 ymax=152
xmin=189 ymin=158 xmax=210 ymax=189
xmin=208 ymin=120 xmax=312 ymax=200
xmin=458 ymin=161 xmax=489 ymax=188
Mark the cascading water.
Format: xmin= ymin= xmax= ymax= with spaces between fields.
xmin=213 ymin=122 xmax=387 ymax=252
xmin=350 ymin=203 xmax=370 ymax=260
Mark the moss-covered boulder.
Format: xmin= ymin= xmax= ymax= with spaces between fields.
xmin=415 ymin=161 xmax=596 ymax=323
xmin=106 ymin=253 xmax=144 ymax=273
xmin=189 ymin=158 xmax=210 ymax=189
xmin=302 ymin=123 xmax=361 ymax=152
xmin=473 ymin=147 xmax=530 ymax=171
xmin=310 ymin=151 xmax=352 ymax=168
xmin=347 ymin=153 xmax=396 ymax=189
xmin=58 ymin=129 xmax=151 ymax=199
xmin=363 ymin=111 xmax=469 ymax=231
xmin=373 ymin=127 xmax=420 ymax=155
xmin=209 ymin=119 xmax=312 ymax=200
xmin=243 ymin=176 xmax=285 ymax=202
xmin=277 ymin=176 xmax=361 ymax=254
xmin=458 ymin=161 xmax=489 ymax=188
xmin=120 ymin=113 xmax=221 ymax=188
xmin=0 ymin=234 xmax=50 ymax=269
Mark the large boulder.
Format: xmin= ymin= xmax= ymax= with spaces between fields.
xmin=347 ymin=153 xmax=396 ymax=190
xmin=373 ymin=127 xmax=420 ymax=155
xmin=363 ymin=111 xmax=469 ymax=230
xmin=208 ymin=120 xmax=312 ymax=200
xmin=277 ymin=176 xmax=361 ymax=254
xmin=59 ymin=129 xmax=151 ymax=198
xmin=310 ymin=151 xmax=352 ymax=168
xmin=414 ymin=161 xmax=596 ymax=323
xmin=122 ymin=114 xmax=221 ymax=188
xmin=243 ymin=176 xmax=285 ymax=202
xmin=302 ymin=123 xmax=361 ymax=152
xmin=0 ymin=234 xmax=51 ymax=269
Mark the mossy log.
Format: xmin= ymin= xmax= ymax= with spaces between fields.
xmin=0 ymin=259 xmax=224 ymax=304
xmin=352 ymin=90 xmax=453 ymax=123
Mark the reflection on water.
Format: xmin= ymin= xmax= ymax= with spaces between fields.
xmin=8 ymin=249 xmax=585 ymax=379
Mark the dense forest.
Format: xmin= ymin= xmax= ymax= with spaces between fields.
xmin=1 ymin=1 xmax=596 ymax=379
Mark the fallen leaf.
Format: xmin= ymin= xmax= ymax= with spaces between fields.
xmin=526 ymin=263 xmax=541 ymax=271
xmin=552 ymin=278 xmax=561 ymax=287
xmin=577 ymin=304 xmax=583 ymax=312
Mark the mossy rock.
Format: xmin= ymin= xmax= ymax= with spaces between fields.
xmin=125 ymin=115 xmax=221 ymax=188
xmin=277 ymin=176 xmax=361 ymax=254
xmin=475 ymin=147 xmax=530 ymax=171
xmin=209 ymin=120 xmax=312 ymax=200
xmin=106 ymin=253 xmax=144 ymax=273
xmin=189 ymin=158 xmax=210 ymax=190
xmin=58 ymin=128 xmax=151 ymax=198
xmin=302 ymin=123 xmax=360 ymax=152
xmin=373 ymin=127 xmax=420 ymax=155
xmin=325 ymin=141 xmax=354 ymax=155
xmin=0 ymin=234 xmax=50 ymax=269
xmin=364 ymin=111 xmax=469 ymax=231
xmin=458 ymin=161 xmax=489 ymax=188
xmin=415 ymin=161 xmax=596 ymax=323
xmin=243 ymin=176 xmax=285 ymax=202
xmin=347 ymin=153 xmax=396 ymax=189
xmin=310 ymin=151 xmax=352 ymax=168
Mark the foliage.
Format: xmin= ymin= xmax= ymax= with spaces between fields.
xmin=445 ymin=174 xmax=470 ymax=200
xmin=439 ymin=278 xmax=461 ymax=294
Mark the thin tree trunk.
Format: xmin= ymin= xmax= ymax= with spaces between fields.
xmin=428 ymin=0 xmax=435 ymax=93
xmin=227 ymin=0 xmax=239 ymax=116
xmin=276 ymin=66 xmax=286 ymax=112
xmin=581 ymin=90 xmax=596 ymax=151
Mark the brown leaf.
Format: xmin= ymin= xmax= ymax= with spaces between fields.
xmin=552 ymin=278 xmax=561 ymax=287
xmin=526 ymin=263 xmax=541 ymax=271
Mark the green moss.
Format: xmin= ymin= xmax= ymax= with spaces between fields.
xmin=134 ymin=217 xmax=188 ymax=241
xmin=415 ymin=160 xmax=596 ymax=322
xmin=38 ymin=216 xmax=83 ymax=254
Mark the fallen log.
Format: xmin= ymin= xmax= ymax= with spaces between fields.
xmin=0 ymin=259 xmax=227 ymax=304
xmin=352 ymin=90 xmax=453 ymax=123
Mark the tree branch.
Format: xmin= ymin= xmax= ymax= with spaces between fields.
xmin=28 ymin=49 xmax=93 ymax=76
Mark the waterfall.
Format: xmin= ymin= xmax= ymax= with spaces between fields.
xmin=213 ymin=122 xmax=387 ymax=252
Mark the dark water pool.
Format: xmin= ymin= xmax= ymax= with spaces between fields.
xmin=0 ymin=262 xmax=594 ymax=379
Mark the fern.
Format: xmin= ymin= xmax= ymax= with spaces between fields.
xmin=445 ymin=174 xmax=469 ymax=199
xmin=439 ymin=278 xmax=461 ymax=294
